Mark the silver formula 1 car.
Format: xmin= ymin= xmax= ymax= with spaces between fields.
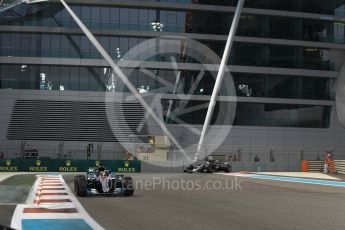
xmin=74 ymin=166 xmax=134 ymax=196
xmin=184 ymin=160 xmax=231 ymax=173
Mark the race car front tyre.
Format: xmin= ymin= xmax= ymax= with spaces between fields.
xmin=75 ymin=175 xmax=87 ymax=196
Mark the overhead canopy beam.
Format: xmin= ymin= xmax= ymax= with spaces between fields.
xmin=0 ymin=0 xmax=23 ymax=13
xmin=59 ymin=0 xmax=190 ymax=161
xmin=194 ymin=0 xmax=245 ymax=162
xmin=0 ymin=0 xmax=49 ymax=14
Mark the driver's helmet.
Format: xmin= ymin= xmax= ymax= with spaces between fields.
xmin=97 ymin=166 xmax=106 ymax=176
xmin=98 ymin=166 xmax=106 ymax=171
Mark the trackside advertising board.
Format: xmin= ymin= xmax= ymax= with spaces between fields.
xmin=0 ymin=159 xmax=141 ymax=173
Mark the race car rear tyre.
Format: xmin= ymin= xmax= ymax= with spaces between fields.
xmin=75 ymin=175 xmax=87 ymax=197
xmin=124 ymin=177 xmax=134 ymax=196
xmin=124 ymin=189 xmax=134 ymax=196
xmin=123 ymin=177 xmax=133 ymax=188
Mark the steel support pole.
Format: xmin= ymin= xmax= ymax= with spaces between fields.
xmin=59 ymin=0 xmax=189 ymax=160
xmin=194 ymin=0 xmax=245 ymax=162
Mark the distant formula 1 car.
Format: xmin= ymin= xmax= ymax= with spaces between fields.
xmin=184 ymin=160 xmax=231 ymax=173
xmin=74 ymin=166 xmax=134 ymax=196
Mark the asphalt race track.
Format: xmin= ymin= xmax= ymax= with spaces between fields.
xmin=0 ymin=205 xmax=16 ymax=228
xmin=64 ymin=173 xmax=345 ymax=230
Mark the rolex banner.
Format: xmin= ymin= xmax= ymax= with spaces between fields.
xmin=0 ymin=159 xmax=141 ymax=173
